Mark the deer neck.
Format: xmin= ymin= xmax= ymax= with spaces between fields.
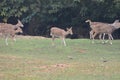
xmin=112 ymin=23 xmax=120 ymax=29
xmin=109 ymin=25 xmax=118 ymax=33
xmin=64 ymin=31 xmax=70 ymax=36
xmin=89 ymin=22 xmax=92 ymax=25
xmin=87 ymin=20 xmax=92 ymax=25
xmin=13 ymin=25 xmax=18 ymax=30
xmin=15 ymin=23 xmax=19 ymax=27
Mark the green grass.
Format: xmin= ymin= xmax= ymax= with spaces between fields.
xmin=0 ymin=37 xmax=120 ymax=80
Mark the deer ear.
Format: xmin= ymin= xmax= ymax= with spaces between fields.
xmin=66 ymin=28 xmax=69 ymax=30
xmin=115 ymin=20 xmax=119 ymax=23
xmin=17 ymin=19 xmax=20 ymax=22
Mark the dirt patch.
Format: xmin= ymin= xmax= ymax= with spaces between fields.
xmin=79 ymin=49 xmax=87 ymax=53
xmin=40 ymin=63 xmax=70 ymax=69
xmin=32 ymin=63 xmax=71 ymax=73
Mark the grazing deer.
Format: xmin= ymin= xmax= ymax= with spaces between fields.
xmin=50 ymin=27 xmax=73 ymax=46
xmin=86 ymin=19 xmax=120 ymax=44
xmin=0 ymin=27 xmax=23 ymax=45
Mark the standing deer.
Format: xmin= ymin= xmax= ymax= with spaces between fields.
xmin=0 ymin=27 xmax=23 ymax=45
xmin=50 ymin=27 xmax=73 ymax=46
xmin=86 ymin=19 xmax=120 ymax=44
xmin=0 ymin=19 xmax=23 ymax=45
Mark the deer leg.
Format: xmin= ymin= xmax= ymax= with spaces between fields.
xmin=102 ymin=33 xmax=106 ymax=43
xmin=12 ymin=35 xmax=16 ymax=42
xmin=109 ymin=34 xmax=113 ymax=44
xmin=104 ymin=34 xmax=109 ymax=43
xmin=5 ymin=36 xmax=8 ymax=46
xmin=62 ymin=38 xmax=66 ymax=46
xmin=103 ymin=33 xmax=111 ymax=44
xmin=99 ymin=33 xmax=104 ymax=44
xmin=92 ymin=32 xmax=97 ymax=44
xmin=13 ymin=37 xmax=16 ymax=42
xmin=89 ymin=31 xmax=93 ymax=40
xmin=108 ymin=34 xmax=112 ymax=44
xmin=51 ymin=35 xmax=55 ymax=46
xmin=99 ymin=33 xmax=103 ymax=43
xmin=105 ymin=34 xmax=113 ymax=44
xmin=110 ymin=34 xmax=113 ymax=40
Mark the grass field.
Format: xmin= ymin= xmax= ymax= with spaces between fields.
xmin=0 ymin=36 xmax=120 ymax=80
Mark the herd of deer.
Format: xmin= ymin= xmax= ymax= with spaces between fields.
xmin=50 ymin=19 xmax=120 ymax=46
xmin=85 ymin=19 xmax=120 ymax=44
xmin=0 ymin=20 xmax=23 ymax=45
xmin=0 ymin=19 xmax=120 ymax=46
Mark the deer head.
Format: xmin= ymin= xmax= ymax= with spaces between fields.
xmin=66 ymin=27 xmax=73 ymax=35
xmin=16 ymin=20 xmax=24 ymax=27
xmin=15 ymin=27 xmax=23 ymax=33
xmin=85 ymin=19 xmax=91 ymax=23
xmin=112 ymin=20 xmax=120 ymax=29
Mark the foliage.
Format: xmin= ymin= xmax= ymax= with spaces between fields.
xmin=0 ymin=0 xmax=120 ymax=37
xmin=0 ymin=0 xmax=39 ymax=22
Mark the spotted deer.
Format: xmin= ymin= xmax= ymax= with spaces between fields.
xmin=86 ymin=19 xmax=120 ymax=44
xmin=0 ymin=20 xmax=23 ymax=45
xmin=50 ymin=27 xmax=73 ymax=46
xmin=0 ymin=26 xmax=23 ymax=45
xmin=0 ymin=20 xmax=23 ymax=28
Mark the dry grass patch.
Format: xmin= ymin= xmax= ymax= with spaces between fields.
xmin=16 ymin=35 xmax=47 ymax=39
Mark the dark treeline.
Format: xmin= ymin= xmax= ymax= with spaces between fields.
xmin=0 ymin=0 xmax=120 ymax=38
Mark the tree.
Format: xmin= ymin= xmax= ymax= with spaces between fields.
xmin=0 ymin=0 xmax=39 ymax=22
xmin=0 ymin=0 xmax=120 ymax=38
